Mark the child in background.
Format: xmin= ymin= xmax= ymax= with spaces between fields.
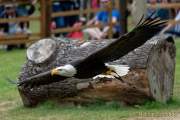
xmin=66 ymin=17 xmax=86 ymax=41
xmin=83 ymin=0 xmax=122 ymax=40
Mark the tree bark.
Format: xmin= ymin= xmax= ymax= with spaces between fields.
xmin=18 ymin=35 xmax=176 ymax=107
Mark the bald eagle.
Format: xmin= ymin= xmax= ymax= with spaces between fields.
xmin=14 ymin=16 xmax=166 ymax=86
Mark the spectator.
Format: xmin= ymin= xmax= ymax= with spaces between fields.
xmin=91 ymin=0 xmax=100 ymax=9
xmin=2 ymin=4 xmax=19 ymax=51
xmin=16 ymin=1 xmax=36 ymax=34
xmin=146 ymin=0 xmax=158 ymax=18
xmin=83 ymin=0 xmax=122 ymax=40
xmin=146 ymin=0 xmax=170 ymax=20
xmin=4 ymin=4 xmax=19 ymax=35
xmin=1 ymin=1 xmax=36 ymax=51
xmin=52 ymin=1 xmax=65 ymax=36
xmin=161 ymin=10 xmax=180 ymax=36
xmin=2 ymin=1 xmax=36 ymax=35
xmin=16 ymin=0 xmax=36 ymax=49
xmin=66 ymin=17 xmax=86 ymax=41
xmin=52 ymin=0 xmax=80 ymax=36
xmin=156 ymin=0 xmax=170 ymax=20
xmin=0 ymin=5 xmax=7 ymax=36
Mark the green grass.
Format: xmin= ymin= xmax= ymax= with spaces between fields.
xmin=0 ymin=39 xmax=180 ymax=120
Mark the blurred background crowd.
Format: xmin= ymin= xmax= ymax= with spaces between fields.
xmin=0 ymin=0 xmax=179 ymax=50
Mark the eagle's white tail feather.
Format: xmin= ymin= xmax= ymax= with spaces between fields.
xmin=105 ymin=64 xmax=130 ymax=77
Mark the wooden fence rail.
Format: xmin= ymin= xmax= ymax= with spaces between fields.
xmin=0 ymin=0 xmax=42 ymax=45
xmin=147 ymin=3 xmax=180 ymax=30
xmin=0 ymin=16 xmax=40 ymax=23
xmin=51 ymin=9 xmax=101 ymax=18
xmin=147 ymin=3 xmax=180 ymax=9
xmin=0 ymin=0 xmax=124 ymax=45
xmin=0 ymin=0 xmax=125 ymax=45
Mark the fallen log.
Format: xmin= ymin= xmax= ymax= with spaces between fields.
xmin=18 ymin=35 xmax=176 ymax=107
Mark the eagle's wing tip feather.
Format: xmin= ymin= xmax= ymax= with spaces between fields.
xmin=142 ymin=16 xmax=167 ymax=27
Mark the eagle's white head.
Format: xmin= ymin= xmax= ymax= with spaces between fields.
xmin=51 ymin=64 xmax=77 ymax=77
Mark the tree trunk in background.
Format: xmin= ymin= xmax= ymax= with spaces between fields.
xmin=40 ymin=0 xmax=52 ymax=38
xmin=119 ymin=0 xmax=127 ymax=33
xmin=18 ymin=35 xmax=176 ymax=107
xmin=129 ymin=0 xmax=147 ymax=26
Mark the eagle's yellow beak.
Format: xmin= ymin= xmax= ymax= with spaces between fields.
xmin=51 ymin=69 xmax=59 ymax=76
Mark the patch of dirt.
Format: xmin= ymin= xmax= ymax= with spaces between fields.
xmin=0 ymin=101 xmax=16 ymax=112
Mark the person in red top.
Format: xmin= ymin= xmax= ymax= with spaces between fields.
xmin=66 ymin=17 xmax=86 ymax=41
xmin=91 ymin=0 xmax=100 ymax=9
xmin=67 ymin=22 xmax=84 ymax=41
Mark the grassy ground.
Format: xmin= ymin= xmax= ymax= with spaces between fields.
xmin=0 ymin=39 xmax=179 ymax=120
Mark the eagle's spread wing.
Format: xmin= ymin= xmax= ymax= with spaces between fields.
xmin=76 ymin=17 xmax=166 ymax=64
xmin=16 ymin=15 xmax=166 ymax=86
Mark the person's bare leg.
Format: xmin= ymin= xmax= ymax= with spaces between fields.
xmin=83 ymin=27 xmax=103 ymax=40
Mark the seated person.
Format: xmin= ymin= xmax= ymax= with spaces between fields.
xmin=0 ymin=5 xmax=8 ymax=36
xmin=146 ymin=0 xmax=170 ymax=20
xmin=4 ymin=4 xmax=19 ymax=35
xmin=83 ymin=0 xmax=122 ymax=40
xmin=52 ymin=1 xmax=80 ymax=36
xmin=146 ymin=0 xmax=159 ymax=18
xmin=66 ymin=17 xmax=86 ymax=42
xmin=16 ymin=0 xmax=36 ymax=34
xmin=161 ymin=10 xmax=180 ymax=36
xmin=155 ymin=0 xmax=170 ymax=20
xmin=0 ymin=4 xmax=18 ymax=51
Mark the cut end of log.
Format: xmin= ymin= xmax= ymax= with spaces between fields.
xmin=147 ymin=36 xmax=176 ymax=103
xmin=27 ymin=38 xmax=57 ymax=64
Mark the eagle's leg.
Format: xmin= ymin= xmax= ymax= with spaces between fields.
xmin=93 ymin=69 xmax=115 ymax=80
xmin=105 ymin=69 xmax=113 ymax=75
xmin=105 ymin=69 xmax=125 ymax=83
xmin=93 ymin=69 xmax=124 ymax=83
xmin=112 ymin=72 xmax=125 ymax=83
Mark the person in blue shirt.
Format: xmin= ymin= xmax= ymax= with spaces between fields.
xmin=84 ymin=0 xmax=122 ymax=40
xmin=16 ymin=1 xmax=36 ymax=34
xmin=146 ymin=0 xmax=170 ymax=20
xmin=161 ymin=10 xmax=180 ymax=36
